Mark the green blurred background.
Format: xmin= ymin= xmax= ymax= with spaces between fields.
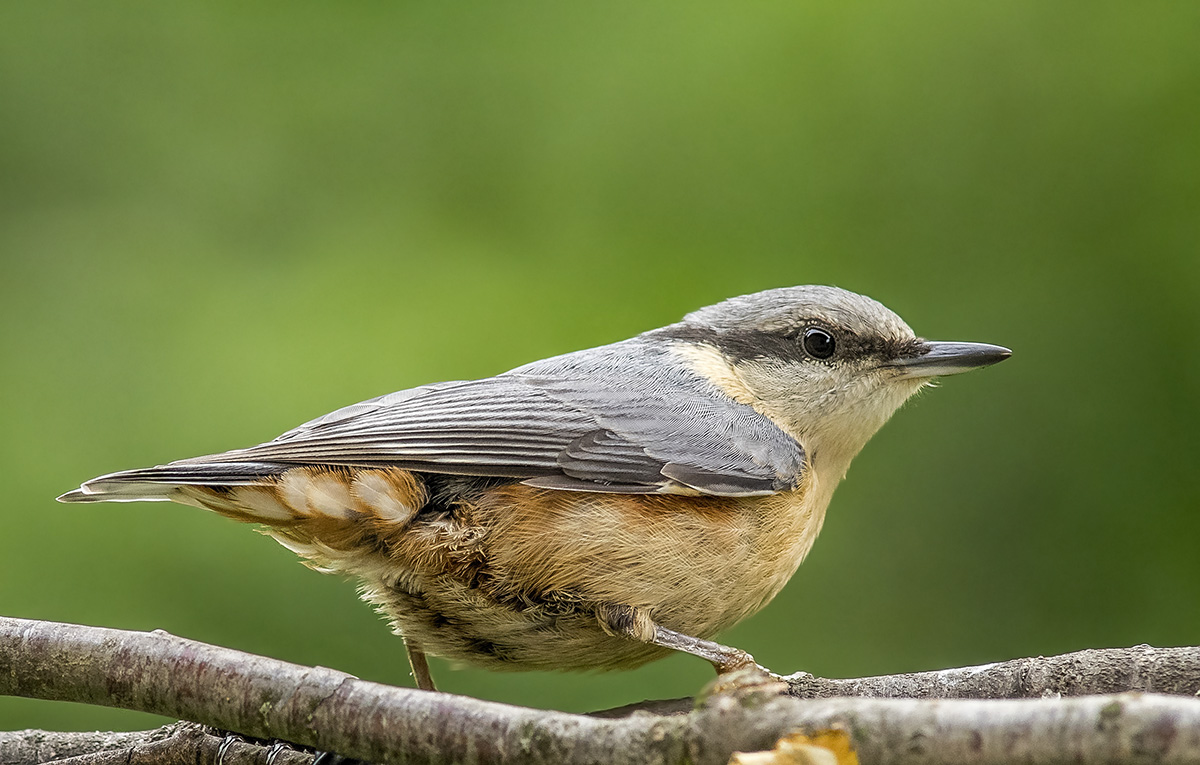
xmin=2 ymin=2 xmax=1198 ymax=732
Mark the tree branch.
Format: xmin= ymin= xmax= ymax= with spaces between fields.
xmin=790 ymin=644 xmax=1200 ymax=698
xmin=597 ymin=644 xmax=1200 ymax=716
xmin=0 ymin=723 xmax=314 ymax=765
xmin=3 ymin=617 xmax=1200 ymax=764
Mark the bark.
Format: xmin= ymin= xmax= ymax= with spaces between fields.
xmin=3 ymin=617 xmax=1200 ymax=765
xmin=787 ymin=644 xmax=1200 ymax=698
xmin=0 ymin=723 xmax=312 ymax=765
xmin=618 ymin=643 xmax=1200 ymax=717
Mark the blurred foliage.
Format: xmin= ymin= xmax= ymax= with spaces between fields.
xmin=2 ymin=1 xmax=1198 ymax=732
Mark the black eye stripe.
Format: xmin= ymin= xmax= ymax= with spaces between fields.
xmin=649 ymin=323 xmax=916 ymax=365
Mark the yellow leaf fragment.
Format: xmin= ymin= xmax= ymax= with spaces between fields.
xmin=728 ymin=729 xmax=858 ymax=765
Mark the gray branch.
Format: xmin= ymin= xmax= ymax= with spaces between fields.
xmin=789 ymin=644 xmax=1200 ymax=698
xmin=3 ymin=617 xmax=1200 ymax=764
xmin=625 ymin=643 xmax=1200 ymax=716
xmin=0 ymin=723 xmax=313 ymax=765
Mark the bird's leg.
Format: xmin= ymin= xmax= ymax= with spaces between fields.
xmin=404 ymin=638 xmax=437 ymax=691
xmin=596 ymin=603 xmax=776 ymax=677
xmin=649 ymin=624 xmax=760 ymax=675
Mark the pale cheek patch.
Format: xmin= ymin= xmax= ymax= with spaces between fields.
xmin=351 ymin=469 xmax=419 ymax=525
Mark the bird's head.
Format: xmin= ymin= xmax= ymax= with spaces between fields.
xmin=660 ymin=285 xmax=1010 ymax=475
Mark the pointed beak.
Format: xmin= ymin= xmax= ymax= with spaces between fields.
xmin=889 ymin=341 xmax=1012 ymax=378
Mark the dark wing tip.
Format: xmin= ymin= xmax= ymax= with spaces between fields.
xmin=659 ymin=463 xmax=781 ymax=497
xmin=520 ymin=475 xmax=664 ymax=494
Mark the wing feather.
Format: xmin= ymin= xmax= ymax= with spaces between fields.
xmin=165 ymin=341 xmax=805 ymax=496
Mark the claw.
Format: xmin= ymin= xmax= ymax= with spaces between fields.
xmin=700 ymin=665 xmax=790 ymax=701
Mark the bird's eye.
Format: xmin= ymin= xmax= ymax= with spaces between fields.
xmin=802 ymin=327 xmax=836 ymax=359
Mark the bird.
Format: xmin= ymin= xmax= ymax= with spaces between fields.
xmin=59 ymin=285 xmax=1010 ymax=692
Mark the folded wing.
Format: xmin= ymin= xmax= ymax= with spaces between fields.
xmin=68 ymin=344 xmax=807 ymax=499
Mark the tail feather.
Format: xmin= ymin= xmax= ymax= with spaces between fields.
xmin=57 ymin=485 xmax=177 ymax=503
xmin=59 ymin=461 xmax=425 ymax=531
xmin=60 ymin=460 xmax=428 ymax=574
xmin=57 ymin=461 xmax=292 ymax=503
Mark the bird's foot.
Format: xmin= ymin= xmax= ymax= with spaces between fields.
xmin=699 ymin=664 xmax=790 ymax=703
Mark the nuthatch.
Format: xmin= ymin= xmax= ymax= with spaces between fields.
xmin=60 ymin=285 xmax=1009 ymax=691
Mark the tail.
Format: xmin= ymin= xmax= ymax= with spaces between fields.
xmin=57 ymin=462 xmax=291 ymax=504
xmin=63 ymin=460 xmax=440 ymax=615
xmin=59 ymin=461 xmax=424 ymax=528
xmin=61 ymin=460 xmax=428 ymax=577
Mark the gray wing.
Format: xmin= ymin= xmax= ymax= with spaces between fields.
xmin=168 ymin=350 xmax=805 ymax=497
